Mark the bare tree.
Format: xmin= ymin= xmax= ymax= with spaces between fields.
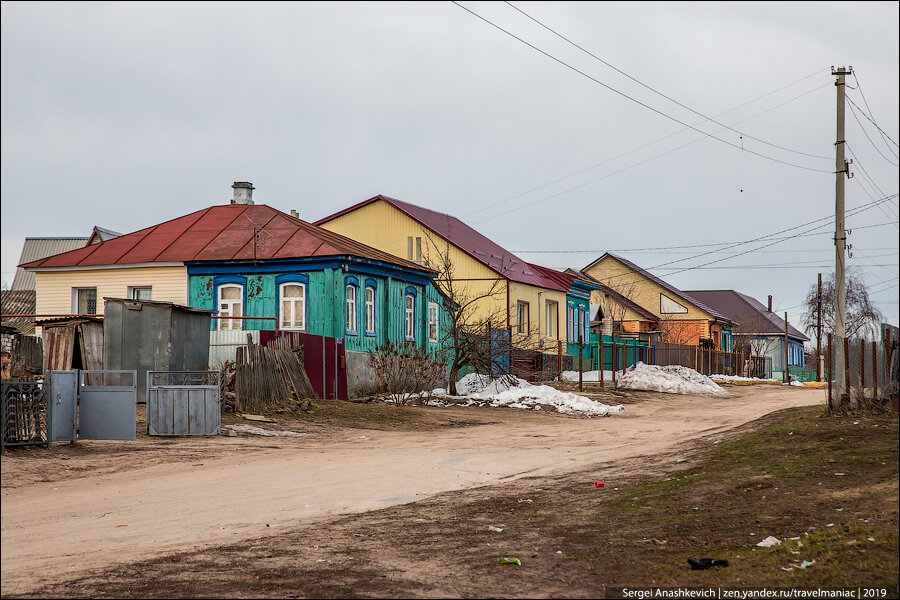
xmin=656 ymin=319 xmax=697 ymax=345
xmin=422 ymin=234 xmax=535 ymax=394
xmin=731 ymin=310 xmax=780 ymax=357
xmin=800 ymin=271 xmax=884 ymax=342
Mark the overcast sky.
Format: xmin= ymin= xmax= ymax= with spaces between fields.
xmin=2 ymin=1 xmax=898 ymax=328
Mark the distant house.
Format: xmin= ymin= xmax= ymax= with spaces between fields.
xmin=581 ymin=253 xmax=734 ymax=349
xmin=685 ymin=290 xmax=810 ymax=380
xmin=5 ymin=228 xmax=121 ymax=335
xmin=314 ymin=195 xmax=573 ymax=352
xmin=20 ymin=183 xmax=447 ymax=360
xmin=565 ymin=268 xmax=660 ymax=341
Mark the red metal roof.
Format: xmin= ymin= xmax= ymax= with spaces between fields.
xmin=20 ymin=204 xmax=432 ymax=273
xmin=315 ymin=195 xmax=569 ymax=292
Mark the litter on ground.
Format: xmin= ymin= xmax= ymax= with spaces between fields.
xmin=498 ymin=557 xmax=521 ymax=566
xmin=616 ymin=362 xmax=728 ymax=396
xmin=757 ymin=536 xmax=782 ymax=547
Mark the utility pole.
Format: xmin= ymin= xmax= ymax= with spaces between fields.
xmin=817 ymin=273 xmax=823 ymax=382
xmin=833 ymin=66 xmax=852 ymax=406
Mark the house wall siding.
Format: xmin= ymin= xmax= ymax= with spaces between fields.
xmin=188 ymin=269 xmax=447 ymax=357
xmin=34 ymin=266 xmax=187 ymax=315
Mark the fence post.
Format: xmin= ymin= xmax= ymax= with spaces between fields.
xmin=579 ymin=341 xmax=583 ymax=392
xmin=872 ymin=340 xmax=878 ymax=399
xmin=557 ymin=339 xmax=562 ymax=382
xmin=843 ymin=337 xmax=851 ymax=408
xmin=827 ymin=334 xmax=833 ymax=409
xmin=612 ymin=339 xmax=617 ymax=388
xmin=600 ymin=341 xmax=605 ymax=387
xmin=622 ymin=343 xmax=626 ymax=376
xmin=859 ymin=338 xmax=866 ymax=398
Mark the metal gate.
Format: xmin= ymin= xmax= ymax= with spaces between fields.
xmin=49 ymin=370 xmax=77 ymax=443
xmin=1 ymin=380 xmax=48 ymax=450
xmin=147 ymin=371 xmax=220 ymax=436
xmin=79 ymin=370 xmax=137 ymax=440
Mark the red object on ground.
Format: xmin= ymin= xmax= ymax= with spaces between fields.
xmin=594 ymin=480 xmax=605 ymax=488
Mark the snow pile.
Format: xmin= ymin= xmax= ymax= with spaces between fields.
xmin=432 ymin=373 xmax=625 ymax=417
xmin=453 ymin=372 xmax=531 ymax=395
xmin=616 ymin=362 xmax=728 ymax=396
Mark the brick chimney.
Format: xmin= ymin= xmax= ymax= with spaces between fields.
xmin=231 ymin=181 xmax=255 ymax=205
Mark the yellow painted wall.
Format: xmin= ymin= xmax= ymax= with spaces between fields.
xmin=34 ymin=265 xmax=188 ymax=315
xmin=589 ymin=289 xmax=654 ymax=324
xmin=508 ymin=281 xmax=567 ymax=347
xmin=320 ymin=200 xmax=568 ymax=343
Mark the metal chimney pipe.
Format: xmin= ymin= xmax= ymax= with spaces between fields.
xmin=768 ymin=295 xmax=773 ymax=312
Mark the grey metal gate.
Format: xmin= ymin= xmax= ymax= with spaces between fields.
xmin=147 ymin=371 xmax=220 ymax=436
xmin=49 ymin=370 xmax=77 ymax=443
xmin=78 ymin=370 xmax=137 ymax=441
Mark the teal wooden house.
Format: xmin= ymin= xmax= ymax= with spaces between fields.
xmin=181 ymin=203 xmax=448 ymax=357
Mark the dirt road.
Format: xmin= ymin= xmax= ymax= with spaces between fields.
xmin=0 ymin=385 xmax=823 ymax=595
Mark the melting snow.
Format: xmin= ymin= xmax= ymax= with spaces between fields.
xmin=431 ymin=373 xmax=625 ymax=417
xmin=616 ymin=362 xmax=728 ymax=396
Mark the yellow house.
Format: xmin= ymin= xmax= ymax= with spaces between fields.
xmin=315 ymin=195 xmax=572 ymax=349
xmin=581 ymin=253 xmax=734 ymax=349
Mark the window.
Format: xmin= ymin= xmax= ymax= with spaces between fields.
xmin=365 ymin=285 xmax=376 ymax=335
xmin=127 ymin=286 xmax=152 ymax=301
xmin=577 ymin=309 xmax=584 ymax=343
xmin=72 ymin=287 xmax=97 ymax=314
xmin=546 ymin=300 xmax=558 ymax=339
xmin=516 ymin=301 xmax=530 ymax=335
xmin=279 ymin=283 xmax=306 ymax=330
xmin=567 ymin=304 xmax=574 ymax=341
xmin=346 ymin=284 xmax=358 ymax=334
xmin=218 ymin=284 xmax=243 ymax=330
xmin=428 ymin=302 xmax=439 ymax=343
xmin=407 ymin=236 xmax=423 ymax=263
xmin=405 ymin=292 xmax=416 ymax=341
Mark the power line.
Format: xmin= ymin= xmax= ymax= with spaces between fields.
xmin=450 ymin=1 xmax=834 ymax=175
xmin=850 ymin=72 xmax=900 ymax=152
xmin=503 ymin=1 xmax=832 ymax=161
xmin=584 ymin=194 xmax=899 ymax=285
xmin=847 ymin=100 xmax=900 ymax=166
xmin=845 ymin=144 xmax=900 ymax=228
xmin=469 ymin=80 xmax=831 ymax=223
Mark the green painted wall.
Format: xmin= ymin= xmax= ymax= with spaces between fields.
xmin=189 ymin=269 xmax=448 ymax=359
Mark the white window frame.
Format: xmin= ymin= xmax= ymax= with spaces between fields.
xmin=516 ymin=301 xmax=530 ymax=335
xmin=365 ymin=286 xmax=376 ymax=334
xmin=428 ymin=302 xmax=439 ymax=343
xmin=346 ymin=284 xmax=358 ymax=334
xmin=127 ymin=286 xmax=152 ymax=301
xmin=72 ymin=287 xmax=98 ymax=314
xmin=405 ymin=293 xmax=415 ymax=341
xmin=217 ymin=284 xmax=243 ymax=331
xmin=546 ymin=300 xmax=558 ymax=339
xmin=279 ymin=282 xmax=306 ymax=331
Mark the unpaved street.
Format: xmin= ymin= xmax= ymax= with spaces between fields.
xmin=1 ymin=386 xmax=823 ymax=596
